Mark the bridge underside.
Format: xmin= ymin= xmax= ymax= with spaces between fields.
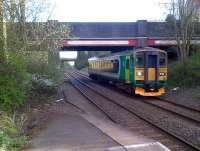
xmin=61 ymin=46 xmax=134 ymax=52
xmin=61 ymin=59 xmax=76 ymax=61
xmin=59 ymin=38 xmax=200 ymax=53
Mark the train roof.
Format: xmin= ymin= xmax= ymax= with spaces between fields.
xmin=88 ymin=47 xmax=166 ymax=62
xmin=134 ymin=47 xmax=166 ymax=53
xmin=88 ymin=57 xmax=99 ymax=61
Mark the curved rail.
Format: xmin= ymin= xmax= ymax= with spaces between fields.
xmin=65 ymin=74 xmax=117 ymax=124
xmin=74 ymin=70 xmax=200 ymax=122
xmin=68 ymin=71 xmax=200 ymax=151
xmin=155 ymin=97 xmax=200 ymax=113
xmin=143 ymin=99 xmax=200 ymax=123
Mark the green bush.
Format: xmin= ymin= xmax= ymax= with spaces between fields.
xmin=169 ymin=51 xmax=200 ymax=87
xmin=0 ymin=54 xmax=28 ymax=113
xmin=25 ymin=54 xmax=64 ymax=86
xmin=0 ymin=50 xmax=63 ymax=111
xmin=25 ymin=58 xmax=50 ymax=76
xmin=0 ymin=112 xmax=27 ymax=151
xmin=24 ymin=54 xmax=63 ymax=97
xmin=30 ymin=74 xmax=57 ymax=95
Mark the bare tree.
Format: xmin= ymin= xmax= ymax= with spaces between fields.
xmin=0 ymin=0 xmax=4 ymax=61
xmin=3 ymin=0 xmax=70 ymax=50
xmin=2 ymin=0 xmax=50 ymax=52
xmin=2 ymin=0 xmax=71 ymax=70
xmin=0 ymin=0 xmax=8 ymax=62
xmin=169 ymin=0 xmax=200 ymax=62
xmin=19 ymin=0 xmax=26 ymax=49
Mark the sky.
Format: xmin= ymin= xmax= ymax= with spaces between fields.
xmin=50 ymin=0 xmax=169 ymax=22
xmin=52 ymin=0 xmax=170 ymax=64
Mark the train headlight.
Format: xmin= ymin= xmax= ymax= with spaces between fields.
xmin=160 ymin=72 xmax=166 ymax=76
xmin=137 ymin=71 xmax=143 ymax=76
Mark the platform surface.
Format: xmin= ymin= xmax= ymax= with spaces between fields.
xmin=25 ymin=115 xmax=120 ymax=151
xmin=83 ymin=114 xmax=171 ymax=151
xmin=25 ymin=114 xmax=170 ymax=151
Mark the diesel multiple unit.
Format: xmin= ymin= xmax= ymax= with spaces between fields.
xmin=88 ymin=47 xmax=167 ymax=96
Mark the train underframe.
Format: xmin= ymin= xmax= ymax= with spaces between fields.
xmin=89 ymin=73 xmax=166 ymax=97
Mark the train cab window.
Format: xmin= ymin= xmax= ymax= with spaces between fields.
xmin=113 ymin=60 xmax=119 ymax=73
xmin=148 ymin=55 xmax=157 ymax=68
xmin=159 ymin=58 xmax=166 ymax=66
xmin=159 ymin=53 xmax=166 ymax=67
xmin=135 ymin=55 xmax=144 ymax=67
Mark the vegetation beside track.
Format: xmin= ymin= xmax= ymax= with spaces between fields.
xmin=0 ymin=112 xmax=27 ymax=151
xmin=0 ymin=52 xmax=64 ymax=150
xmin=0 ymin=54 xmax=27 ymax=150
xmin=0 ymin=0 xmax=73 ymax=149
xmin=168 ymin=49 xmax=200 ymax=87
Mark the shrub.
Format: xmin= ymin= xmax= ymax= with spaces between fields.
xmin=24 ymin=52 xmax=64 ymax=97
xmin=0 ymin=112 xmax=27 ymax=151
xmin=0 ymin=54 xmax=28 ymax=113
xmin=0 ymin=51 xmax=63 ymax=111
xmin=30 ymin=74 xmax=57 ymax=95
xmin=25 ymin=53 xmax=64 ymax=86
xmin=168 ymin=51 xmax=200 ymax=87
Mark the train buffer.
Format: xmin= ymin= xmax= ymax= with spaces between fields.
xmin=25 ymin=113 xmax=170 ymax=151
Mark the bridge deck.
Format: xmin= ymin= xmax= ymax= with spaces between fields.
xmin=60 ymin=37 xmax=200 ymax=51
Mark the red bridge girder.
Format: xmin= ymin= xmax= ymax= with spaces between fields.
xmin=59 ymin=38 xmax=200 ymax=51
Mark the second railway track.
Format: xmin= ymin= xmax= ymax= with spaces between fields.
xmin=75 ymin=70 xmax=200 ymax=113
xmin=74 ymin=70 xmax=200 ymax=123
xmin=65 ymin=70 xmax=200 ymax=151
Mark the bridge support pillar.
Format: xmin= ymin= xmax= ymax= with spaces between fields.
xmin=137 ymin=20 xmax=147 ymax=37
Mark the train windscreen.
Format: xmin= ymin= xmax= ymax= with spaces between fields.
xmin=159 ymin=53 xmax=166 ymax=67
xmin=136 ymin=54 xmax=144 ymax=67
xmin=148 ymin=55 xmax=157 ymax=68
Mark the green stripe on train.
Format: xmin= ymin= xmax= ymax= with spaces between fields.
xmin=119 ymin=56 xmax=126 ymax=81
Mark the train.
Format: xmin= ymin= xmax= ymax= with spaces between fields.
xmin=88 ymin=47 xmax=168 ymax=96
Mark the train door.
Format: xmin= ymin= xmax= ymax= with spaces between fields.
xmin=125 ymin=56 xmax=131 ymax=83
xmin=119 ymin=56 xmax=126 ymax=81
xmin=146 ymin=52 xmax=158 ymax=82
xmin=130 ymin=55 xmax=134 ymax=82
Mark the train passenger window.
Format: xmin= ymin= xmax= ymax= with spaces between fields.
xmin=113 ymin=60 xmax=119 ymax=73
xmin=136 ymin=55 xmax=144 ymax=67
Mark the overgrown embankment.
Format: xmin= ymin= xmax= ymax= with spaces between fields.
xmin=168 ymin=51 xmax=200 ymax=87
xmin=0 ymin=52 xmax=64 ymax=151
xmin=0 ymin=54 xmax=28 ymax=151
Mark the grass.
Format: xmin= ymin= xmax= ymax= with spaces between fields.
xmin=0 ymin=112 xmax=27 ymax=151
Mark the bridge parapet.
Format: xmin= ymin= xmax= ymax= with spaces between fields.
xmin=57 ymin=20 xmax=200 ymax=51
xmin=64 ymin=20 xmax=200 ymax=38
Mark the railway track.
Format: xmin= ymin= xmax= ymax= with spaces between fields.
xmin=65 ymin=74 xmax=117 ymax=123
xmin=74 ymin=70 xmax=200 ymax=112
xmin=79 ymin=71 xmax=200 ymax=111
xmin=141 ymin=98 xmax=200 ymax=123
xmin=155 ymin=97 xmax=200 ymax=112
xmin=60 ymin=84 xmax=86 ymax=113
xmin=74 ymin=70 xmax=200 ymax=123
xmin=66 ymin=70 xmax=200 ymax=151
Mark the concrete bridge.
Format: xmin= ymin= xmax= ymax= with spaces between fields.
xmin=58 ymin=20 xmax=200 ymax=52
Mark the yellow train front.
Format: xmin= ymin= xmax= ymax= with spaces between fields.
xmin=88 ymin=47 xmax=168 ymax=96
